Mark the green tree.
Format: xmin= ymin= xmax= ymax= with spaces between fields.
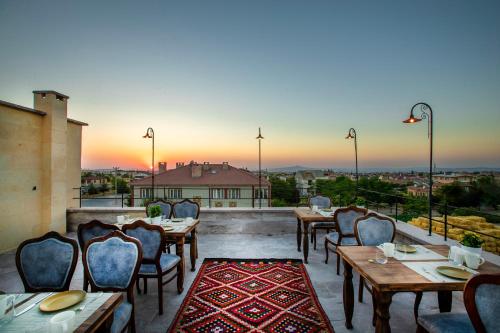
xmin=116 ymin=178 xmax=130 ymax=194
xmin=99 ymin=183 xmax=109 ymax=193
xmin=87 ymin=183 xmax=98 ymax=195
xmin=315 ymin=176 xmax=356 ymax=206
xmin=399 ymin=195 xmax=428 ymax=222
xmin=269 ymin=176 xmax=299 ymax=206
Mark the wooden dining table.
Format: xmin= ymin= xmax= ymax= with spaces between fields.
xmin=294 ymin=207 xmax=336 ymax=264
xmin=337 ymin=245 xmax=500 ymax=333
xmin=1 ymin=292 xmax=122 ymax=333
xmin=117 ymin=217 xmax=200 ymax=293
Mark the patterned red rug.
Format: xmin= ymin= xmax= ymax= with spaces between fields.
xmin=168 ymin=258 xmax=334 ymax=333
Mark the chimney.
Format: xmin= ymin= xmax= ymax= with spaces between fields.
xmin=33 ymin=90 xmax=70 ymax=233
xmin=203 ymin=162 xmax=210 ymax=171
xmin=222 ymin=162 xmax=229 ymax=170
xmin=191 ymin=163 xmax=202 ymax=178
xmin=158 ymin=162 xmax=167 ymax=173
xmin=176 ymin=162 xmax=185 ymax=169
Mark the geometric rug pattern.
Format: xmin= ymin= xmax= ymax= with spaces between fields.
xmin=168 ymin=258 xmax=335 ymax=332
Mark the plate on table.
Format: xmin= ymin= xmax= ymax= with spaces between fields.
xmin=40 ymin=290 xmax=86 ymax=312
xmin=396 ymin=244 xmax=417 ymax=253
xmin=321 ymin=208 xmax=333 ymax=212
xmin=163 ymin=226 xmax=174 ymax=231
xmin=171 ymin=218 xmax=184 ymax=223
xmin=436 ymin=266 xmax=473 ymax=280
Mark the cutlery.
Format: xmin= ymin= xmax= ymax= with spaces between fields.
xmin=15 ymin=292 xmax=54 ymax=317
xmin=76 ymin=292 xmax=103 ymax=312
xmin=422 ymin=267 xmax=445 ymax=282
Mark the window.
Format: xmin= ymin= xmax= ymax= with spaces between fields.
xmin=167 ymin=188 xmax=182 ymax=199
xmin=141 ymin=188 xmax=153 ymax=198
xmin=227 ymin=188 xmax=241 ymax=199
xmin=211 ymin=188 xmax=224 ymax=199
xmin=254 ymin=188 xmax=268 ymax=199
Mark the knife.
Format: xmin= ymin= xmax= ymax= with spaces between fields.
xmin=14 ymin=292 xmax=54 ymax=317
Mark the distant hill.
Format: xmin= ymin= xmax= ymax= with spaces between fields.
xmin=267 ymin=165 xmax=317 ymax=173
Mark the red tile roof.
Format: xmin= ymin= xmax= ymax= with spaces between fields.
xmin=130 ymin=163 xmax=270 ymax=187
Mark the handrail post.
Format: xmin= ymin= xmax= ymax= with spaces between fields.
xmin=395 ymin=201 xmax=398 ymax=222
xmin=79 ymin=187 xmax=82 ymax=208
xmin=444 ymin=201 xmax=448 ymax=241
xmin=121 ymin=192 xmax=124 ymax=208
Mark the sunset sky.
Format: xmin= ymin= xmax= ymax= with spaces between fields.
xmin=1 ymin=1 xmax=499 ymax=170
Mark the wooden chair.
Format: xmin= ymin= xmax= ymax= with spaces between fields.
xmin=417 ymin=273 xmax=500 ymax=333
xmin=173 ymin=199 xmax=200 ymax=259
xmin=354 ymin=213 xmax=396 ymax=326
xmin=324 ymin=206 xmax=367 ymax=274
xmin=77 ymin=220 xmax=119 ymax=291
xmin=16 ymin=231 xmax=78 ymax=292
xmin=122 ymin=220 xmax=182 ymax=315
xmin=82 ymin=230 xmax=142 ymax=333
xmin=309 ymin=195 xmax=335 ymax=250
xmin=146 ymin=200 xmax=174 ymax=253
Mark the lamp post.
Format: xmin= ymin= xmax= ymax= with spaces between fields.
xmin=256 ymin=127 xmax=264 ymax=208
xmin=403 ymin=102 xmax=434 ymax=236
xmin=143 ymin=127 xmax=155 ymax=200
xmin=345 ymin=128 xmax=358 ymax=196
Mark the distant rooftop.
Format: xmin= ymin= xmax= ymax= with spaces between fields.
xmin=131 ymin=162 xmax=271 ymax=187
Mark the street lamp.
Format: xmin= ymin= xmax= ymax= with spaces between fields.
xmin=256 ymin=127 xmax=264 ymax=208
xmin=143 ymin=127 xmax=155 ymax=200
xmin=345 ymin=128 xmax=358 ymax=195
xmin=403 ymin=102 xmax=434 ymax=236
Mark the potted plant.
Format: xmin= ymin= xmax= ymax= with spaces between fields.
xmin=460 ymin=232 xmax=484 ymax=255
xmin=148 ymin=205 xmax=162 ymax=225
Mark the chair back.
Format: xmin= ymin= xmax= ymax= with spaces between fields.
xmin=464 ymin=273 xmax=500 ymax=333
xmin=173 ymin=199 xmax=200 ymax=219
xmin=146 ymin=200 xmax=173 ymax=218
xmin=334 ymin=206 xmax=368 ymax=236
xmin=354 ymin=213 xmax=395 ymax=246
xmin=16 ymin=232 xmax=78 ymax=292
xmin=122 ymin=220 xmax=165 ymax=262
xmin=83 ymin=231 xmax=142 ymax=292
xmin=77 ymin=220 xmax=119 ymax=251
xmin=309 ymin=195 xmax=331 ymax=209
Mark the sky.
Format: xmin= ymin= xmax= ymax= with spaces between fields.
xmin=1 ymin=0 xmax=499 ymax=171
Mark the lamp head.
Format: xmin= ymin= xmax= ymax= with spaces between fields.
xmin=256 ymin=127 xmax=264 ymax=139
xmin=403 ymin=110 xmax=422 ymax=124
xmin=143 ymin=128 xmax=153 ymax=138
xmin=345 ymin=128 xmax=356 ymax=139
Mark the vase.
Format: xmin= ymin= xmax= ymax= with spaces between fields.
xmin=461 ymin=245 xmax=482 ymax=256
xmin=151 ymin=216 xmax=162 ymax=225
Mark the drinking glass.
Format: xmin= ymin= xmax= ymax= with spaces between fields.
xmin=375 ymin=250 xmax=388 ymax=264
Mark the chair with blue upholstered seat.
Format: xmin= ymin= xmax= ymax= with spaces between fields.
xmin=83 ymin=230 xmax=142 ymax=333
xmin=16 ymin=231 xmax=78 ymax=292
xmin=417 ymin=273 xmax=500 ymax=333
xmin=122 ymin=220 xmax=182 ymax=315
xmin=77 ymin=220 xmax=120 ymax=291
xmin=324 ymin=206 xmax=367 ymax=275
xmin=146 ymin=200 xmax=173 ymax=219
xmin=173 ymin=199 xmax=200 ymax=259
xmin=354 ymin=213 xmax=396 ymax=326
xmin=309 ymin=195 xmax=335 ymax=251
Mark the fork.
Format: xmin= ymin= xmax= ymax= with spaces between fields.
xmin=76 ymin=292 xmax=103 ymax=312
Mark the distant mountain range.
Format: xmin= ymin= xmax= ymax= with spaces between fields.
xmin=265 ymin=166 xmax=500 ymax=173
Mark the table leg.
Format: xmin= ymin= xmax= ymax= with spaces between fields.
xmin=302 ymin=221 xmax=309 ymax=263
xmin=296 ymin=218 xmax=302 ymax=252
xmin=437 ymin=291 xmax=452 ymax=312
xmin=176 ymin=237 xmax=185 ymax=294
xmin=343 ymin=258 xmax=354 ymax=329
xmin=190 ymin=229 xmax=197 ymax=272
xmin=374 ymin=289 xmax=393 ymax=333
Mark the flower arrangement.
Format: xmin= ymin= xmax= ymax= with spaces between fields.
xmin=148 ymin=205 xmax=162 ymax=218
xmin=460 ymin=232 xmax=484 ymax=248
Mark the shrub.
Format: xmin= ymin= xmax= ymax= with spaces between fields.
xmin=148 ymin=205 xmax=162 ymax=218
xmin=460 ymin=232 xmax=484 ymax=248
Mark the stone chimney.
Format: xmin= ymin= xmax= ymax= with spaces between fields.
xmin=191 ymin=163 xmax=202 ymax=178
xmin=203 ymin=162 xmax=210 ymax=171
xmin=176 ymin=162 xmax=185 ymax=168
xmin=222 ymin=162 xmax=229 ymax=170
xmin=33 ymin=90 xmax=69 ymax=233
xmin=158 ymin=162 xmax=167 ymax=173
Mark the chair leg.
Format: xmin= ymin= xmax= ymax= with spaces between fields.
xmin=130 ymin=308 xmax=136 ymax=333
xmin=324 ymin=239 xmax=329 ymax=264
xmin=313 ymin=229 xmax=317 ymax=250
xmin=143 ymin=277 xmax=148 ymax=294
xmin=83 ymin=276 xmax=88 ymax=292
xmin=158 ymin=276 xmax=163 ymax=315
xmin=358 ymin=277 xmax=364 ymax=303
xmin=416 ymin=324 xmax=428 ymax=333
xmin=135 ymin=278 xmax=141 ymax=294
xmin=167 ymin=246 xmax=171 ymax=254
xmin=336 ymin=253 xmax=340 ymax=275
xmin=310 ymin=229 xmax=314 ymax=244
xmin=414 ymin=291 xmax=423 ymax=321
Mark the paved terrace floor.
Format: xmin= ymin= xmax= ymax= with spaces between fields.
xmin=0 ymin=232 xmax=466 ymax=333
